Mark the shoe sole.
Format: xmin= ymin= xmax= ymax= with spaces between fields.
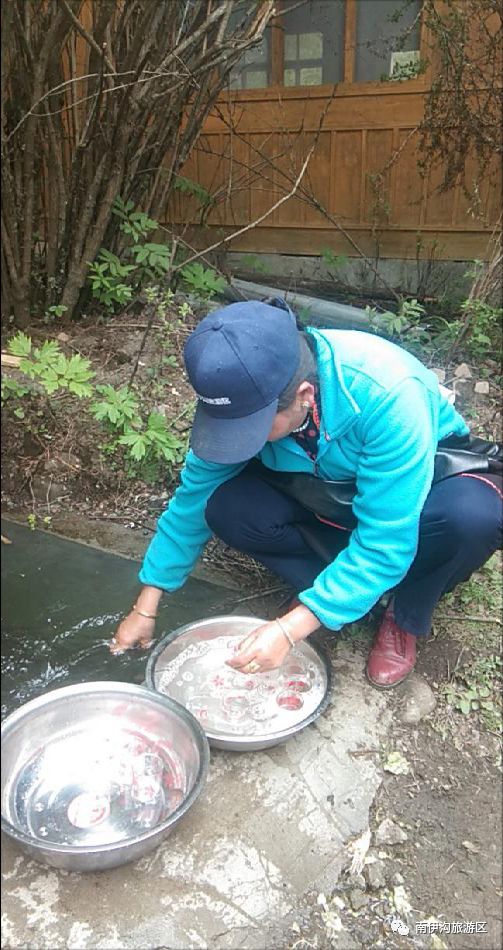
xmin=365 ymin=667 xmax=414 ymax=690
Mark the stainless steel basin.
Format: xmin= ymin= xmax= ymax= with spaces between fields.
xmin=1 ymin=682 xmax=209 ymax=871
xmin=145 ymin=616 xmax=332 ymax=751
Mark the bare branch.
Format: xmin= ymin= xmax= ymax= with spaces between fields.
xmin=2 ymin=0 xmax=280 ymax=326
xmin=173 ymin=146 xmax=316 ymax=273
xmin=58 ymin=0 xmax=116 ymax=75
xmin=210 ymin=98 xmax=401 ymax=303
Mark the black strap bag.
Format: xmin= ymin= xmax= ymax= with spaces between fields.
xmin=248 ymin=435 xmax=502 ymax=533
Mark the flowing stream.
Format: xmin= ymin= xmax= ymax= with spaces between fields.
xmin=1 ymin=519 xmax=226 ymax=718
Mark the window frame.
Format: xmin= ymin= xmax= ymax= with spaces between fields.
xmin=224 ymin=0 xmax=431 ymax=100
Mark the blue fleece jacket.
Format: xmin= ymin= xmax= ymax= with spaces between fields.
xmin=139 ymin=329 xmax=468 ymax=629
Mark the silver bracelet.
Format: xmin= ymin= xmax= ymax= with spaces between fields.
xmin=132 ymin=603 xmax=158 ymax=619
xmin=276 ymin=617 xmax=294 ymax=649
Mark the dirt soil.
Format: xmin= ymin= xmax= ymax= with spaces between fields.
xmin=1 ymin=305 xmax=502 ymax=950
xmin=375 ymin=711 xmax=502 ymax=950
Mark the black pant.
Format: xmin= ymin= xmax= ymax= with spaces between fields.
xmin=205 ymin=472 xmax=502 ymax=636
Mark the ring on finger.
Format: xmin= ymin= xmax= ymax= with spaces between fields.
xmin=248 ymin=661 xmax=260 ymax=674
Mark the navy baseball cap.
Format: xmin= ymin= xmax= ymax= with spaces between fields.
xmin=184 ymin=300 xmax=300 ymax=463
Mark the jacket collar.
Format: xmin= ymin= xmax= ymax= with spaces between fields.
xmin=307 ymin=328 xmax=361 ymax=440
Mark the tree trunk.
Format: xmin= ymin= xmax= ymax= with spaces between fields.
xmin=1 ymin=0 xmax=275 ymax=327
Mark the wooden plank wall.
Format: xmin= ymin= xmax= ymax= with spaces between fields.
xmin=168 ymin=82 xmax=500 ymax=261
xmin=55 ymin=0 xmax=500 ymax=263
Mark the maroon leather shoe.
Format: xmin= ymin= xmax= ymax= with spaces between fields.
xmin=366 ymin=605 xmax=417 ymax=689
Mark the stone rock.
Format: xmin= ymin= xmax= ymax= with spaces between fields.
xmin=393 ymin=884 xmax=412 ymax=916
xmin=44 ymin=451 xmax=81 ymax=476
xmin=364 ymin=861 xmax=386 ymax=890
xmin=398 ymin=674 xmax=436 ymax=725
xmin=454 ymin=362 xmax=472 ymax=379
xmin=374 ymin=819 xmax=408 ymax=846
xmin=56 ymin=332 xmax=70 ymax=343
xmin=346 ymin=873 xmax=366 ymax=890
xmin=431 ymin=367 xmax=446 ymax=384
xmin=474 ymin=380 xmax=490 ymax=395
xmin=32 ymin=476 xmax=68 ymax=503
xmin=348 ymin=889 xmax=369 ymax=912
xmin=316 ymin=718 xmax=333 ymax=739
xmin=390 ymin=872 xmax=405 ymax=886
xmin=115 ymin=334 xmax=143 ymax=363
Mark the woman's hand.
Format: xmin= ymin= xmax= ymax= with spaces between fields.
xmin=110 ymin=612 xmax=155 ymax=654
xmin=226 ymin=620 xmax=291 ymax=674
xmin=226 ymin=604 xmax=322 ymax=675
xmin=110 ymin=586 xmax=163 ymax=654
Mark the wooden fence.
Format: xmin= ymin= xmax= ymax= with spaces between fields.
xmin=168 ymin=1 xmax=501 ymax=262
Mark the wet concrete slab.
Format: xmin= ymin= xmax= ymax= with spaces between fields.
xmin=1 ymin=519 xmax=391 ymax=949
xmin=1 ymin=519 xmax=232 ymax=717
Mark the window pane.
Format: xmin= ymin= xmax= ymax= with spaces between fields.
xmin=355 ymin=0 xmax=422 ymax=83
xmin=299 ymin=32 xmax=323 ymax=60
xmin=282 ymin=0 xmax=345 ymax=86
xmin=244 ymin=36 xmax=267 ymax=65
xmin=228 ymin=2 xmax=271 ymax=89
xmin=299 ymin=66 xmax=323 ymax=85
xmin=245 ymin=70 xmax=268 ymax=88
xmin=284 ymin=34 xmax=298 ymax=60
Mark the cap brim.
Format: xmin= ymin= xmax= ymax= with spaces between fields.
xmin=190 ymin=399 xmax=278 ymax=464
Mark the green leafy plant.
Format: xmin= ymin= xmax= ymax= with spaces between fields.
xmin=443 ymin=654 xmax=502 ymax=732
xmin=180 ymin=262 xmax=227 ymax=299
xmin=118 ymin=412 xmax=185 ymax=480
xmin=96 ymin=249 xmax=136 ymax=280
xmin=140 ymin=288 xmax=194 ymax=389
xmin=173 ymin=175 xmax=213 ymax=209
xmin=240 ymin=254 xmax=270 ymax=276
xmin=90 ymin=203 xmax=173 ymax=307
xmin=90 ymin=385 xmax=140 ymax=427
xmin=89 ymin=381 xmax=185 ymax=481
xmin=119 ymin=411 xmax=183 ymax=461
xmin=112 ymin=197 xmax=158 ymax=243
xmin=130 ymin=242 xmax=172 ymax=280
xmin=44 ymin=304 xmax=68 ymax=323
xmin=1 ymin=377 xmax=31 ymax=417
xmin=88 ymin=250 xmax=135 ymax=310
xmin=366 ymin=298 xmax=428 ymax=339
xmin=143 ymin=285 xmax=177 ymax=319
xmin=177 ymin=300 xmax=193 ymax=319
xmin=400 ymin=298 xmax=426 ymax=322
xmin=4 ymin=329 xmax=187 ymax=486
xmin=321 ymin=247 xmax=348 ymax=271
xmin=26 ymin=514 xmax=52 ymax=531
xmin=161 ymin=353 xmax=178 ymax=370
xmin=90 ymin=200 xmax=225 ymax=311
xmin=7 ymin=331 xmax=33 ymax=358
xmin=460 ymin=298 xmax=502 ymax=360
xmin=7 ymin=334 xmax=95 ymax=397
